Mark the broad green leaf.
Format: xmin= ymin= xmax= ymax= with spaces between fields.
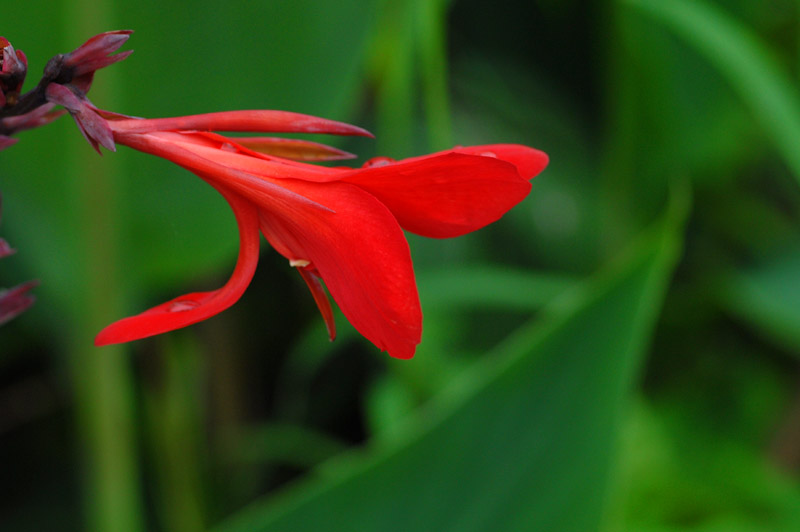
xmin=212 ymin=191 xmax=685 ymax=532
xmin=622 ymin=0 xmax=800 ymax=186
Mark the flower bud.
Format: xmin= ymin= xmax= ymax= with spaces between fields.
xmin=61 ymin=30 xmax=133 ymax=92
xmin=0 ymin=37 xmax=28 ymax=107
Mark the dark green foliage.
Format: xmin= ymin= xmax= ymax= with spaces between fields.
xmin=2 ymin=1 xmax=800 ymax=531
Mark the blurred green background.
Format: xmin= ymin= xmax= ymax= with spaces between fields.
xmin=2 ymin=0 xmax=800 ymax=531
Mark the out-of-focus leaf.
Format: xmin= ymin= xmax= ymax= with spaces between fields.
xmin=144 ymin=334 xmax=207 ymax=532
xmin=415 ymin=0 xmax=453 ymax=150
xmin=623 ymin=0 xmax=800 ymax=185
xmin=417 ymin=266 xmax=575 ymax=311
xmin=716 ymin=240 xmax=800 ymax=357
xmin=612 ymin=399 xmax=800 ymax=531
xmin=224 ymin=424 xmax=349 ymax=469
xmin=450 ymin=56 xmax=598 ymax=271
xmin=212 ymin=191 xmax=685 ymax=532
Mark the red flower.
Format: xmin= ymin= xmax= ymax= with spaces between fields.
xmin=77 ymin=110 xmax=546 ymax=358
xmin=1 ymin=30 xmax=548 ymax=357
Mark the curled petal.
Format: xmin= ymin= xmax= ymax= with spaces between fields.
xmin=388 ymin=144 xmax=548 ymax=180
xmin=344 ymin=151 xmax=535 ymax=238
xmin=108 ymin=110 xmax=373 ymax=137
xmin=258 ymin=180 xmax=421 ymax=359
xmin=94 ymin=187 xmax=260 ymax=345
xmin=447 ymin=144 xmax=549 ymax=180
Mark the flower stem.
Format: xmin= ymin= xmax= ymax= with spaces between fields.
xmin=373 ymin=0 xmax=417 ymax=157
xmin=415 ymin=0 xmax=453 ymax=151
xmin=598 ymin=3 xmax=640 ymax=257
xmin=61 ymin=3 xmax=145 ymax=532
xmin=147 ymin=334 xmax=208 ymax=532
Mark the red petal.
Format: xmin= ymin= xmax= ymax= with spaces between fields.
xmin=94 ymin=187 xmax=260 ymax=345
xmin=114 ymin=131 xmax=337 ymax=214
xmin=144 ymin=131 xmax=339 ymax=181
xmin=389 ymin=144 xmax=548 ymax=180
xmin=109 ymin=110 xmax=373 ymax=137
xmin=343 ymin=152 xmax=533 ymax=238
xmin=448 ymin=144 xmax=549 ymax=180
xmin=234 ymin=137 xmax=356 ymax=161
xmin=258 ymin=180 xmax=421 ymax=359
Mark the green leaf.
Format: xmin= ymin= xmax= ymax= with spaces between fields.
xmin=622 ymin=0 xmax=800 ymax=185
xmin=212 ymin=192 xmax=685 ymax=532
xmin=417 ymin=266 xmax=575 ymax=311
xmin=614 ymin=400 xmax=800 ymax=530
xmin=716 ymin=239 xmax=800 ymax=357
xmin=223 ymin=424 xmax=349 ymax=470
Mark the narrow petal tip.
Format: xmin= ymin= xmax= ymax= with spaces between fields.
xmin=0 ymin=280 xmax=39 ymax=326
xmin=235 ymin=137 xmax=357 ymax=161
xmin=0 ymin=136 xmax=19 ymax=151
xmin=296 ymin=266 xmax=337 ymax=342
xmin=452 ymin=144 xmax=549 ymax=180
xmin=109 ymin=110 xmax=374 ymax=138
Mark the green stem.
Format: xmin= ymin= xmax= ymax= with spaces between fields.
xmin=147 ymin=334 xmax=207 ymax=532
xmin=373 ymin=0 xmax=417 ymax=156
xmin=598 ymin=2 xmax=640 ymax=258
xmin=415 ymin=0 xmax=453 ymax=151
xmin=62 ymin=3 xmax=145 ymax=532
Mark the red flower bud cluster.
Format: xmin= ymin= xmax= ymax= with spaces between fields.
xmin=0 ymin=31 xmax=132 ymax=149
